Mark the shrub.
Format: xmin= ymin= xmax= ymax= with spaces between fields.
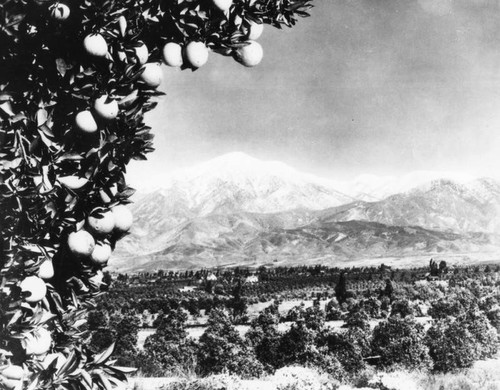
xmin=486 ymin=306 xmax=500 ymax=333
xmin=344 ymin=308 xmax=370 ymax=331
xmin=371 ymin=316 xmax=432 ymax=370
xmin=246 ymin=310 xmax=282 ymax=371
xmin=460 ymin=310 xmax=498 ymax=359
xmin=278 ymin=321 xmax=317 ymax=367
xmin=323 ymin=330 xmax=366 ymax=374
xmin=426 ymin=317 xmax=480 ymax=371
xmin=326 ymin=305 xmax=343 ymax=321
xmin=390 ymin=299 xmax=414 ymax=318
xmin=142 ymin=310 xmax=197 ymax=375
xmin=284 ymin=303 xmax=306 ymax=322
xmin=428 ymin=298 xmax=465 ymax=319
xmin=197 ymin=309 xmax=264 ymax=378
xmin=360 ymin=297 xmax=382 ymax=318
xmin=304 ymin=305 xmax=326 ymax=331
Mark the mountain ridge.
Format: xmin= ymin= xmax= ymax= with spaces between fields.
xmin=112 ymin=153 xmax=500 ymax=271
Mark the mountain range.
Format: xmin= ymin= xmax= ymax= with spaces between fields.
xmin=110 ymin=153 xmax=500 ymax=272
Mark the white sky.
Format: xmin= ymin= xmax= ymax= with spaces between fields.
xmin=128 ymin=0 xmax=500 ymax=191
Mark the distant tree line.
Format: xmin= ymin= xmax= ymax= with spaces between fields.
xmin=86 ymin=261 xmax=500 ymax=378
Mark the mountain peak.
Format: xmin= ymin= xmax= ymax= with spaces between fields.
xmin=190 ymin=152 xmax=299 ymax=179
xmin=208 ymin=151 xmax=260 ymax=165
xmin=150 ymin=152 xmax=355 ymax=215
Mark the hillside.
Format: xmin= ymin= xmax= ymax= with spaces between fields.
xmin=319 ymin=178 xmax=500 ymax=234
xmin=111 ymin=154 xmax=500 ymax=272
xmin=111 ymin=218 xmax=497 ymax=272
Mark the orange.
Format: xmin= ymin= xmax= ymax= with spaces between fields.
xmin=1 ymin=366 xmax=23 ymax=380
xmin=247 ymin=21 xmax=264 ymax=40
xmin=68 ymin=230 xmax=95 ymax=257
xmin=185 ymin=41 xmax=209 ymax=68
xmin=212 ymin=0 xmax=232 ymax=12
xmin=140 ymin=63 xmax=163 ymax=88
xmin=162 ymin=42 xmax=183 ymax=67
xmin=235 ymin=41 xmax=263 ymax=67
xmin=20 ymin=276 xmax=47 ymax=303
xmin=83 ymin=33 xmax=108 ymax=57
xmin=134 ymin=43 xmax=149 ymax=65
xmin=88 ymin=209 xmax=115 ymax=236
xmin=50 ymin=3 xmax=70 ymax=21
xmin=75 ymin=110 xmax=98 ymax=133
xmin=24 ymin=328 xmax=52 ymax=355
xmin=94 ymin=95 xmax=119 ymax=120
xmin=112 ymin=205 xmax=133 ymax=233
xmin=0 ymin=366 xmax=23 ymax=390
xmin=90 ymin=242 xmax=112 ymax=265
xmin=38 ymin=259 xmax=54 ymax=280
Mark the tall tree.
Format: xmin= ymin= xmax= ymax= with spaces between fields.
xmin=335 ymin=272 xmax=348 ymax=304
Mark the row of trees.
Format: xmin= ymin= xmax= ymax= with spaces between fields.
xmin=93 ymin=261 xmax=500 ymax=332
xmin=87 ymin=290 xmax=499 ymax=379
xmin=115 ymin=262 xmax=500 ymax=285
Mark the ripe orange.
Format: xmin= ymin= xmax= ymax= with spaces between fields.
xmin=235 ymin=41 xmax=263 ymax=67
xmin=83 ymin=33 xmax=108 ymax=57
xmin=58 ymin=175 xmax=88 ymax=190
xmin=1 ymin=366 xmax=23 ymax=390
xmin=50 ymin=3 xmax=70 ymax=21
xmin=140 ymin=63 xmax=163 ymax=88
xmin=90 ymin=242 xmax=112 ymax=265
xmin=24 ymin=328 xmax=52 ymax=355
xmin=1 ymin=366 xmax=23 ymax=380
xmin=38 ymin=259 xmax=54 ymax=280
xmin=185 ymin=41 xmax=209 ymax=68
xmin=112 ymin=205 xmax=133 ymax=233
xmin=247 ymin=21 xmax=264 ymax=40
xmin=68 ymin=230 xmax=95 ymax=257
xmin=88 ymin=209 xmax=115 ymax=236
xmin=1 ymin=377 xmax=20 ymax=390
xmin=212 ymin=0 xmax=232 ymax=12
xmin=94 ymin=95 xmax=119 ymax=120
xmin=162 ymin=42 xmax=183 ymax=67
xmin=134 ymin=43 xmax=149 ymax=65
xmin=20 ymin=276 xmax=47 ymax=303
xmin=75 ymin=110 xmax=98 ymax=133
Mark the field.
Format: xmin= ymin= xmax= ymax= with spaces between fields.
xmin=137 ymin=303 xmax=432 ymax=349
xmin=89 ymin=262 xmax=500 ymax=390
xmin=128 ymin=355 xmax=500 ymax=390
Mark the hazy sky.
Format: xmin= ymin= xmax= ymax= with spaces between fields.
xmin=128 ymin=0 xmax=500 ymax=189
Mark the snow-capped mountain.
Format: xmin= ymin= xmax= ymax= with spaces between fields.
xmin=320 ymin=178 xmax=500 ymax=234
xmin=334 ymin=171 xmax=478 ymax=201
xmin=111 ymin=153 xmax=500 ymax=271
xmin=121 ymin=152 xmax=348 ymax=256
xmin=147 ymin=152 xmax=356 ymax=215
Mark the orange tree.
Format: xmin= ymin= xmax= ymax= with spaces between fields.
xmin=0 ymin=0 xmax=312 ymax=389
